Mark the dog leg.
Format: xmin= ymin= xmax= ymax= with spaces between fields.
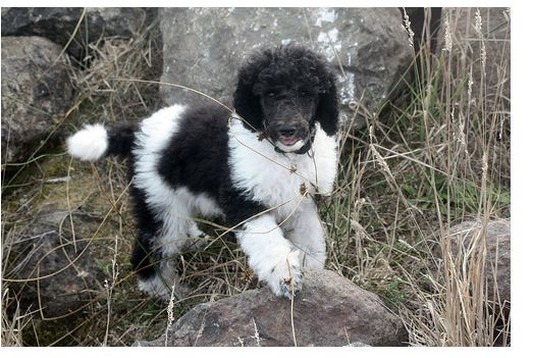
xmin=236 ymin=214 xmax=302 ymax=298
xmin=286 ymin=202 xmax=327 ymax=269
xmin=134 ymin=207 xmax=197 ymax=300
xmin=137 ymin=259 xmax=178 ymax=300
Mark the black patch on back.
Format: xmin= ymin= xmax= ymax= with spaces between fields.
xmin=157 ymin=104 xmax=231 ymax=199
xmin=156 ymin=103 xmax=269 ymax=225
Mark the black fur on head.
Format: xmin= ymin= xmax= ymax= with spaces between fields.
xmin=233 ymin=45 xmax=340 ymax=149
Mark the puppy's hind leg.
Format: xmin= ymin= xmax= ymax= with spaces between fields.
xmin=131 ymin=231 xmax=181 ymax=301
xmin=131 ymin=209 xmax=193 ymax=300
xmin=143 ymin=201 xmax=205 ymax=300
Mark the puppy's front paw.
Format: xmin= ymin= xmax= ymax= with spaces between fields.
xmin=266 ymin=250 xmax=303 ymax=299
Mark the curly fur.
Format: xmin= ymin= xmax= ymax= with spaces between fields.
xmin=67 ymin=45 xmax=340 ymax=299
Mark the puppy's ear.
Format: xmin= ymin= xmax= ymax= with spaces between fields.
xmin=233 ymin=52 xmax=271 ymax=131
xmin=316 ymin=72 xmax=340 ymax=137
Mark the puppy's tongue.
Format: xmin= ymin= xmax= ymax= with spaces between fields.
xmin=280 ymin=137 xmax=299 ymax=146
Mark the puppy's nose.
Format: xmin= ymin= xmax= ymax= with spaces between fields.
xmin=279 ymin=127 xmax=297 ymax=137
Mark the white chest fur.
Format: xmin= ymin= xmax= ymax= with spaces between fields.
xmin=228 ymin=119 xmax=338 ymax=221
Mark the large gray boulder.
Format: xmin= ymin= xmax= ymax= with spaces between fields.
xmin=135 ymin=269 xmax=407 ymax=347
xmin=159 ymin=8 xmax=413 ymax=128
xmin=1 ymin=36 xmax=74 ymax=164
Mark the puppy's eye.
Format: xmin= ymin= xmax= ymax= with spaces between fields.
xmin=266 ymin=91 xmax=278 ymax=98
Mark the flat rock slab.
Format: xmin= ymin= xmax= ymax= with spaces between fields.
xmin=135 ymin=269 xmax=407 ymax=347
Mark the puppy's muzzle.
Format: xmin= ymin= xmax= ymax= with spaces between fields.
xmin=268 ymin=120 xmax=310 ymax=153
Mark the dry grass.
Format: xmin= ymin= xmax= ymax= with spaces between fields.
xmin=331 ymin=8 xmax=510 ymax=346
xmin=1 ymin=8 xmax=510 ymax=347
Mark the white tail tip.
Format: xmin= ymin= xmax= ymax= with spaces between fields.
xmin=67 ymin=124 xmax=108 ymax=161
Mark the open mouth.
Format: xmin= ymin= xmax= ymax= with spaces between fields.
xmin=265 ymin=124 xmax=312 ymax=153
xmin=279 ymin=136 xmax=300 ymax=147
xmin=275 ymin=135 xmax=306 ymax=153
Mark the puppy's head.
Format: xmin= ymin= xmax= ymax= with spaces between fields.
xmin=252 ymin=79 xmax=319 ymax=153
xmin=234 ymin=45 xmax=339 ymax=154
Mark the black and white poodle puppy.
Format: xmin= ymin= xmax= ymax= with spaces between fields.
xmin=67 ymin=44 xmax=339 ymax=299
